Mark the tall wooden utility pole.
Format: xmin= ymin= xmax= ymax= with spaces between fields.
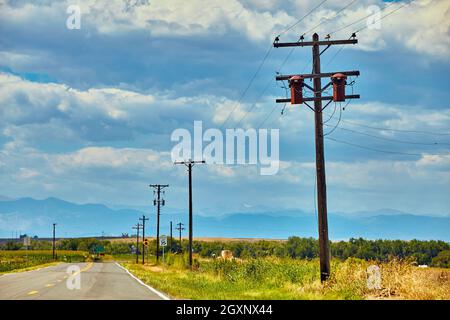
xmin=274 ymin=33 xmax=360 ymax=281
xmin=52 ymin=223 xmax=57 ymax=260
xmin=150 ymin=184 xmax=169 ymax=262
xmin=176 ymin=222 xmax=185 ymax=250
xmin=174 ymin=159 xmax=205 ymax=268
xmin=132 ymin=223 xmax=142 ymax=264
xmin=169 ymin=221 xmax=173 ymax=251
xmin=139 ymin=215 xmax=149 ymax=265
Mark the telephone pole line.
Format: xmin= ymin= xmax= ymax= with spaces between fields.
xmin=150 ymin=184 xmax=169 ymax=263
xmin=274 ymin=33 xmax=360 ymax=281
xmin=139 ymin=215 xmax=149 ymax=264
xmin=132 ymin=223 xmax=142 ymax=264
xmin=176 ymin=222 xmax=185 ymax=250
xmin=174 ymin=159 xmax=205 ymax=268
xmin=52 ymin=223 xmax=57 ymax=260
xmin=169 ymin=221 xmax=173 ymax=251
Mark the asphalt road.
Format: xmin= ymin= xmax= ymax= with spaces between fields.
xmin=0 ymin=262 xmax=168 ymax=300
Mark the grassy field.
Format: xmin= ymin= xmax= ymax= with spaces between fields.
xmin=0 ymin=250 xmax=88 ymax=273
xmin=122 ymin=255 xmax=450 ymax=300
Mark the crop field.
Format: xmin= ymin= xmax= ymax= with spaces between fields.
xmin=123 ymin=255 xmax=450 ymax=300
xmin=0 ymin=250 xmax=88 ymax=273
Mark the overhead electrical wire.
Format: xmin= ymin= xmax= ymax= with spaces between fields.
xmin=261 ymin=0 xmax=358 ymax=128
xmin=328 ymin=0 xmax=398 ymax=36
xmin=302 ymin=0 xmax=358 ymax=37
xmin=219 ymin=44 xmax=273 ymax=129
xmin=222 ymin=1 xmax=332 ymax=129
xmin=332 ymin=117 xmax=450 ymax=137
xmin=325 ymin=0 xmax=412 ymax=66
xmin=276 ymin=0 xmax=329 ymax=37
xmin=354 ymin=0 xmax=413 ymax=34
xmin=325 ymin=136 xmax=427 ymax=157
xmin=323 ymin=124 xmax=450 ymax=146
xmin=277 ymin=0 xmax=356 ymax=78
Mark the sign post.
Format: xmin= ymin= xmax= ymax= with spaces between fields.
xmin=160 ymin=235 xmax=167 ymax=264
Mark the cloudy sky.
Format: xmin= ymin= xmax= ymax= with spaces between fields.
xmin=0 ymin=0 xmax=449 ymax=217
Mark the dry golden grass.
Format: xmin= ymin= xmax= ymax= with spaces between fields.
xmin=334 ymin=259 xmax=450 ymax=300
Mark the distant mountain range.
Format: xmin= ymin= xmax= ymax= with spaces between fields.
xmin=0 ymin=197 xmax=449 ymax=241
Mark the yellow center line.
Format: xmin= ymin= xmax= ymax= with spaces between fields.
xmin=71 ymin=262 xmax=94 ymax=277
xmin=24 ymin=262 xmax=94 ymax=298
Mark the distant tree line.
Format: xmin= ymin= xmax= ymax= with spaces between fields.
xmin=192 ymin=237 xmax=450 ymax=267
xmin=1 ymin=236 xmax=449 ymax=267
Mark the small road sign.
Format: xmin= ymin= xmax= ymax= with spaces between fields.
xmin=160 ymin=235 xmax=167 ymax=247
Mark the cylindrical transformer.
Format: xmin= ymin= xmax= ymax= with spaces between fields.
xmin=289 ymin=75 xmax=304 ymax=104
xmin=331 ymin=73 xmax=347 ymax=102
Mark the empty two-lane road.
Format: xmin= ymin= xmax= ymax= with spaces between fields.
xmin=0 ymin=262 xmax=169 ymax=300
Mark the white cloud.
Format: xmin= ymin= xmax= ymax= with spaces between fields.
xmin=1 ymin=0 xmax=447 ymax=59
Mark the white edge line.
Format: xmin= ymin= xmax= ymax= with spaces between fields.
xmin=114 ymin=262 xmax=170 ymax=300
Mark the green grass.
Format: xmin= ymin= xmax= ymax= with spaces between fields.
xmin=0 ymin=250 xmax=88 ymax=273
xmin=122 ymin=255 xmax=367 ymax=300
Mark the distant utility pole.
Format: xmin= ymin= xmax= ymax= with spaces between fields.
xmin=176 ymin=222 xmax=185 ymax=250
xmin=174 ymin=159 xmax=205 ymax=268
xmin=150 ymin=184 xmax=169 ymax=262
xmin=139 ymin=215 xmax=149 ymax=265
xmin=52 ymin=223 xmax=57 ymax=260
xmin=169 ymin=221 xmax=173 ymax=251
xmin=132 ymin=223 xmax=142 ymax=264
xmin=274 ymin=33 xmax=360 ymax=281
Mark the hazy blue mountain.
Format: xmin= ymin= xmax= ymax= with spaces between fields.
xmin=0 ymin=197 xmax=448 ymax=241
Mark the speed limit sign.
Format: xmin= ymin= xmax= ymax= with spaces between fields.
xmin=159 ymin=235 xmax=167 ymax=247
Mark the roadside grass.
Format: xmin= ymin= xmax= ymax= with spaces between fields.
xmin=0 ymin=250 xmax=88 ymax=273
xmin=121 ymin=255 xmax=450 ymax=300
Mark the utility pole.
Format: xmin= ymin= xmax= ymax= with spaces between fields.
xmin=52 ymin=223 xmax=57 ymax=260
xmin=274 ymin=33 xmax=360 ymax=281
xmin=176 ymin=222 xmax=185 ymax=251
xmin=132 ymin=223 xmax=142 ymax=264
xmin=150 ymin=184 xmax=169 ymax=263
xmin=139 ymin=215 xmax=149 ymax=265
xmin=174 ymin=159 xmax=205 ymax=268
xmin=169 ymin=221 xmax=173 ymax=251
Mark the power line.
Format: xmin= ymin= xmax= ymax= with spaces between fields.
xmin=233 ymin=1 xmax=332 ymax=128
xmin=335 ymin=117 xmax=450 ymax=136
xmin=303 ymin=0 xmax=358 ymax=37
xmin=234 ymin=77 xmax=274 ymax=128
xmin=326 ymin=1 xmax=412 ymax=66
xmin=325 ymin=136 xmax=428 ymax=157
xmin=354 ymin=0 xmax=413 ymax=34
xmin=323 ymin=102 xmax=343 ymax=136
xmin=264 ymin=1 xmax=356 ymax=127
xmin=324 ymin=123 xmax=450 ymax=146
xmin=276 ymin=0 xmax=329 ymax=37
xmin=219 ymin=44 xmax=273 ymax=129
xmin=278 ymin=0 xmax=355 ymax=76
xmin=329 ymin=0 xmax=399 ymax=36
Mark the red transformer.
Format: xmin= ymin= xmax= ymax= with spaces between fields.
xmin=331 ymin=73 xmax=347 ymax=102
xmin=289 ymin=75 xmax=304 ymax=104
